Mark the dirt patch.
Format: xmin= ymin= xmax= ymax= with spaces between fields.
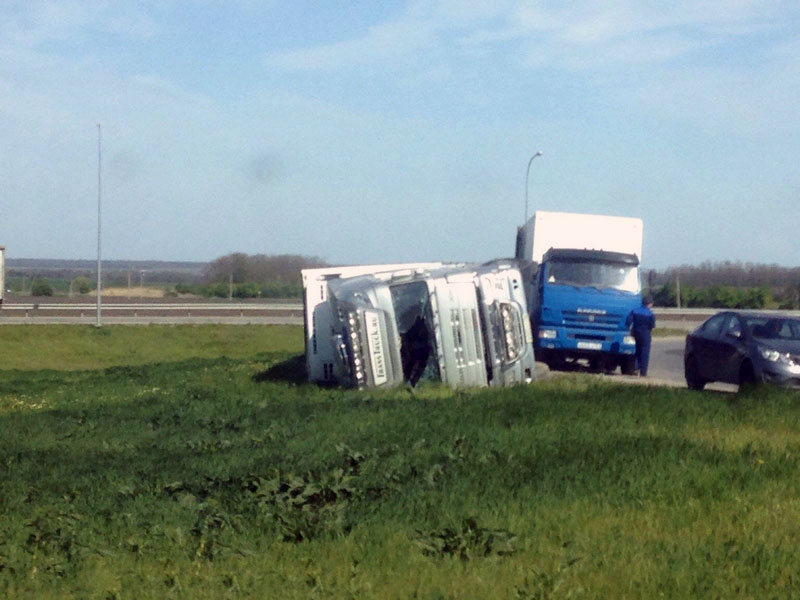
xmin=89 ymin=287 xmax=166 ymax=298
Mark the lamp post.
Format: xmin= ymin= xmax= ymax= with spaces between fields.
xmin=96 ymin=123 xmax=102 ymax=327
xmin=524 ymin=151 xmax=543 ymax=223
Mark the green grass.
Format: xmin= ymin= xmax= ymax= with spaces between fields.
xmin=0 ymin=324 xmax=301 ymax=370
xmin=2 ymin=325 xmax=800 ymax=598
xmin=652 ymin=327 xmax=689 ymax=337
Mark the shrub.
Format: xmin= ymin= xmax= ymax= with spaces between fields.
xmin=31 ymin=278 xmax=54 ymax=297
xmin=174 ymin=283 xmax=194 ymax=295
xmin=651 ymin=283 xmax=771 ymax=309
xmin=233 ymin=282 xmax=260 ymax=298
xmin=71 ymin=276 xmax=93 ymax=295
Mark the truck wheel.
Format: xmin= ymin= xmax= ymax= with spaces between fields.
xmin=620 ymin=356 xmax=636 ymax=376
xmin=591 ymin=357 xmax=615 ymax=374
xmin=544 ymin=359 xmax=561 ymax=372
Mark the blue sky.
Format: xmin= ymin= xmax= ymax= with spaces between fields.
xmin=2 ymin=1 xmax=799 ymax=269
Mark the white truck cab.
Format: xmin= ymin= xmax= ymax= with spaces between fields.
xmin=302 ymin=261 xmax=535 ymax=389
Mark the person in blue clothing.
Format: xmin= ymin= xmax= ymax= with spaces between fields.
xmin=626 ymin=295 xmax=656 ymax=376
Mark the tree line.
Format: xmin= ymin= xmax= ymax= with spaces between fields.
xmin=7 ymin=254 xmax=328 ymax=299
xmin=178 ymin=253 xmax=328 ymax=299
xmin=11 ymin=255 xmax=799 ymax=307
xmin=644 ymin=261 xmax=800 ymax=309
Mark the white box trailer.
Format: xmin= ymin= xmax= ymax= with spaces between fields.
xmin=517 ymin=211 xmax=643 ymax=264
xmin=301 ymin=263 xmax=448 ymax=383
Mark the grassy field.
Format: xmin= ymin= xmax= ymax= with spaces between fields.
xmin=0 ymin=324 xmax=301 ymax=371
xmin=2 ymin=325 xmax=800 ymax=598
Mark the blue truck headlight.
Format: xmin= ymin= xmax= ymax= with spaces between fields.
xmin=623 ymin=335 xmax=635 ymax=346
xmin=538 ymin=329 xmax=557 ymax=339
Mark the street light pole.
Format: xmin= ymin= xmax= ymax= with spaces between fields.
xmin=96 ymin=123 xmax=102 ymax=328
xmin=524 ymin=151 xmax=543 ymax=223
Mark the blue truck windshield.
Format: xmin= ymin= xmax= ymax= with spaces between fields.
xmin=546 ymin=260 xmax=639 ymax=293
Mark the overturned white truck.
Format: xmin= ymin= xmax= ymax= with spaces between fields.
xmin=302 ymin=261 xmax=536 ymax=390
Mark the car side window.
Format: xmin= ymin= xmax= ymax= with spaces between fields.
xmin=701 ymin=314 xmax=725 ymax=338
xmin=722 ymin=315 xmax=742 ymax=339
xmin=776 ymin=320 xmax=800 ymax=340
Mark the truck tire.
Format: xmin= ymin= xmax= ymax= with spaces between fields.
xmin=620 ymin=356 xmax=636 ymax=376
xmin=591 ymin=357 xmax=615 ymax=374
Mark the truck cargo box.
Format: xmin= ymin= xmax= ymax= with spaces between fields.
xmin=517 ymin=211 xmax=643 ymax=264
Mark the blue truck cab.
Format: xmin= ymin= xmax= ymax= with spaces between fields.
xmin=524 ymin=248 xmax=641 ymax=374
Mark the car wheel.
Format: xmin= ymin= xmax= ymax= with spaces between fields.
xmin=738 ymin=361 xmax=760 ymax=392
xmin=620 ymin=356 xmax=636 ymax=376
xmin=685 ymin=355 xmax=706 ymax=391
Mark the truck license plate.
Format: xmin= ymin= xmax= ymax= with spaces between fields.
xmin=577 ymin=341 xmax=602 ymax=351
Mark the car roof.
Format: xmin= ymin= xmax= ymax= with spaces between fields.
xmin=727 ymin=311 xmax=798 ymax=319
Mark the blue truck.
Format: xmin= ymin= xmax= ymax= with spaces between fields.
xmin=515 ymin=211 xmax=644 ymax=374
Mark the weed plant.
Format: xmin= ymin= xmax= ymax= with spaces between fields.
xmin=1 ymin=325 xmax=800 ymax=598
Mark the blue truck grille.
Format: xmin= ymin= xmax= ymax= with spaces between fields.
xmin=562 ymin=310 xmax=622 ymax=331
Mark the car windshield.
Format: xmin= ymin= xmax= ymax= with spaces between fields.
xmin=745 ymin=317 xmax=800 ymax=341
xmin=546 ymin=260 xmax=639 ymax=293
xmin=389 ymin=281 xmax=439 ymax=385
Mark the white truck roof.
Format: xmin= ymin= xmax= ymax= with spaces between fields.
xmin=517 ymin=211 xmax=643 ymax=264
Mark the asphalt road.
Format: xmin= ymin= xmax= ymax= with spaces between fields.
xmin=0 ymin=301 xmax=303 ymax=325
xmin=550 ymin=335 xmax=738 ymax=392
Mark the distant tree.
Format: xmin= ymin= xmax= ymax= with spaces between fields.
xmin=647 ymin=261 xmax=799 ymax=309
xmin=202 ymin=253 xmax=328 ymax=285
xmin=71 ymin=275 xmax=93 ymax=295
xmin=31 ymin=278 xmax=54 ymax=297
xmin=233 ymin=282 xmax=260 ymax=298
xmin=174 ymin=283 xmax=194 ymax=295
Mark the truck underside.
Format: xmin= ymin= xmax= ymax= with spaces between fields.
xmin=536 ymin=346 xmax=636 ymax=374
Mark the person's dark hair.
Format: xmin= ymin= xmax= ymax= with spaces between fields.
xmin=643 ymin=295 xmax=654 ymax=306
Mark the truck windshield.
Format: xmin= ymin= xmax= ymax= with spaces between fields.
xmin=546 ymin=260 xmax=639 ymax=293
xmin=389 ymin=281 xmax=440 ymax=385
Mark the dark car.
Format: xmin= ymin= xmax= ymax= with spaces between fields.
xmin=684 ymin=311 xmax=800 ymax=390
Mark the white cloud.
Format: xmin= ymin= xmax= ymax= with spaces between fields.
xmin=262 ymin=1 xmax=796 ymax=79
xmin=0 ymin=0 xmax=91 ymax=46
xmin=265 ymin=13 xmax=438 ymax=71
xmin=0 ymin=0 xmax=159 ymax=50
